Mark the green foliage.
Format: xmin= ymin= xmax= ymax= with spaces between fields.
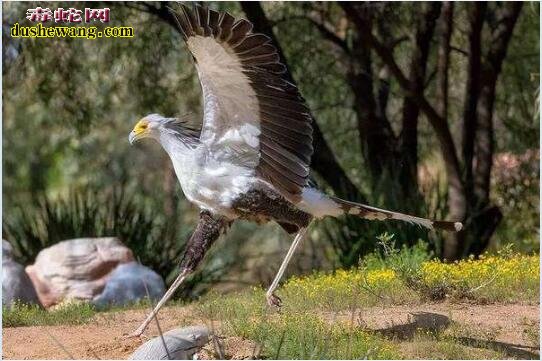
xmin=3 ymin=301 xmax=96 ymax=327
xmin=285 ymin=244 xmax=539 ymax=307
xmin=362 ymin=234 xmax=432 ymax=272
xmin=369 ymin=235 xmax=448 ymax=300
xmin=419 ymin=248 xmax=540 ymax=303
xmin=2 ymin=186 xmax=190 ymax=283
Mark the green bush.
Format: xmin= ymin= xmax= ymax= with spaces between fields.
xmin=2 ymin=186 xmax=190 ymax=284
xmin=491 ymin=149 xmax=539 ymax=252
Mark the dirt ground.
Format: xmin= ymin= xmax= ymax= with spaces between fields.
xmin=3 ymin=302 xmax=539 ymax=360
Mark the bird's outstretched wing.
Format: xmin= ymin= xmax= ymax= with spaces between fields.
xmin=170 ymin=4 xmax=313 ymax=202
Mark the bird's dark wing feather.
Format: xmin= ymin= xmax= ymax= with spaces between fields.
xmin=170 ymin=4 xmax=313 ymax=202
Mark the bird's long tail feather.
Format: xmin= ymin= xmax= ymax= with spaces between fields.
xmin=330 ymin=196 xmax=462 ymax=232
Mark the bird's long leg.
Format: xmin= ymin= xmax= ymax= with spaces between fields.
xmin=266 ymin=225 xmax=311 ymax=307
xmin=127 ymin=211 xmax=228 ymax=338
xmin=127 ymin=269 xmax=191 ymax=338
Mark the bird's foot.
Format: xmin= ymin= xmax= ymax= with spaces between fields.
xmin=123 ymin=325 xmax=148 ymax=340
xmin=266 ymin=292 xmax=282 ymax=309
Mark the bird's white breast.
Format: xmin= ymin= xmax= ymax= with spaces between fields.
xmin=167 ymin=144 xmax=256 ymax=218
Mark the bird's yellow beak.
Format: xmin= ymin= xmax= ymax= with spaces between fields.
xmin=129 ymin=120 xmax=149 ymax=145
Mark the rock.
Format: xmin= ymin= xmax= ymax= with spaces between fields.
xmin=130 ymin=326 xmax=209 ymax=360
xmin=3 ymin=239 xmax=14 ymax=261
xmin=2 ymin=241 xmax=42 ymax=308
xmin=92 ymin=262 xmax=165 ymax=309
xmin=25 ymin=237 xmax=134 ymax=307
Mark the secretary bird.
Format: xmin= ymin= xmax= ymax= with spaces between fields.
xmin=127 ymin=4 xmax=462 ymax=337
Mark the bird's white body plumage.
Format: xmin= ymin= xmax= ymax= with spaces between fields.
xmin=161 ymin=136 xmax=256 ymax=218
xmin=161 ymin=133 xmax=336 ymax=219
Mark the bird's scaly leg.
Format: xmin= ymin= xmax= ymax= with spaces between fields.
xmin=266 ymin=225 xmax=310 ymax=307
xmin=127 ymin=211 xmax=228 ymax=338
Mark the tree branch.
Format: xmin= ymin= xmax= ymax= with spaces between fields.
xmin=436 ymin=2 xmax=454 ymax=120
xmin=399 ymin=2 xmax=442 ymax=194
xmin=340 ymin=2 xmax=464 ymax=201
xmin=305 ymin=13 xmax=350 ymax=55
xmin=347 ymin=7 xmax=397 ymax=179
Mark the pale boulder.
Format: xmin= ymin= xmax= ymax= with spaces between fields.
xmin=25 ymin=237 xmax=134 ymax=307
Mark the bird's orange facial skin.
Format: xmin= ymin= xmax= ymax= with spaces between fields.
xmin=132 ymin=119 xmax=149 ymax=136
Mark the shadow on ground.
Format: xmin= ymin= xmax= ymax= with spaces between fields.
xmin=373 ymin=311 xmax=539 ymax=359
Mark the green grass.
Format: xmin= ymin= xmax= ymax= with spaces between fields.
xmin=284 ymin=247 xmax=540 ymax=307
xmin=2 ymin=297 xmax=191 ymax=328
xmin=3 ymin=301 xmax=96 ymax=327
xmin=198 ymin=289 xmax=399 ymax=359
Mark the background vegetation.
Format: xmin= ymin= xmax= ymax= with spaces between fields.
xmin=2 ymin=2 xmax=539 ymax=297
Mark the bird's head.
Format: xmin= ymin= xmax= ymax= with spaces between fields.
xmin=129 ymin=113 xmax=201 ymax=148
xmin=128 ymin=114 xmax=167 ymax=145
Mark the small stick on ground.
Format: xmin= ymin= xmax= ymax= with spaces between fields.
xmin=45 ymin=329 xmax=75 ymax=360
xmin=142 ymin=277 xmax=172 ymax=360
xmin=469 ymin=273 xmax=498 ymax=293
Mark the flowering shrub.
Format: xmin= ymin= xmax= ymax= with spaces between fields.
xmin=420 ymin=253 xmax=539 ymax=301
xmin=282 ymin=252 xmax=539 ymax=307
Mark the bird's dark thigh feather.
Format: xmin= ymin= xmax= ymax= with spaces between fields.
xmin=178 ymin=187 xmax=310 ymax=273
xmin=231 ymin=187 xmax=312 ymax=233
xmin=179 ymin=211 xmax=230 ymax=271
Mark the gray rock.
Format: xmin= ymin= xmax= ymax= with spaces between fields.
xmin=3 ymin=239 xmax=14 ymax=261
xmin=2 ymin=241 xmax=42 ymax=308
xmin=130 ymin=326 xmax=209 ymax=360
xmin=25 ymin=237 xmax=134 ymax=307
xmin=92 ymin=262 xmax=165 ymax=309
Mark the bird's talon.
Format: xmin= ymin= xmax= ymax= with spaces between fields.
xmin=266 ymin=293 xmax=282 ymax=308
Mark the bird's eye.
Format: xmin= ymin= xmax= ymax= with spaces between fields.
xmin=140 ymin=123 xmax=148 ymax=130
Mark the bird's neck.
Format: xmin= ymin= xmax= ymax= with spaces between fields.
xmin=158 ymin=132 xmax=202 ymax=196
xmin=159 ymin=132 xmax=200 ymax=157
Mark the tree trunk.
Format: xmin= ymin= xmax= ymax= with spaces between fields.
xmin=462 ymin=3 xmax=487 ymax=205
xmin=464 ymin=3 xmax=522 ymax=256
xmin=347 ymin=8 xmax=395 ymax=180
xmin=399 ymin=3 xmax=441 ymax=197
xmin=435 ymin=2 xmax=466 ymax=260
xmin=435 ymin=2 xmax=454 ymax=120
xmin=474 ymin=3 xmax=523 ymax=206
